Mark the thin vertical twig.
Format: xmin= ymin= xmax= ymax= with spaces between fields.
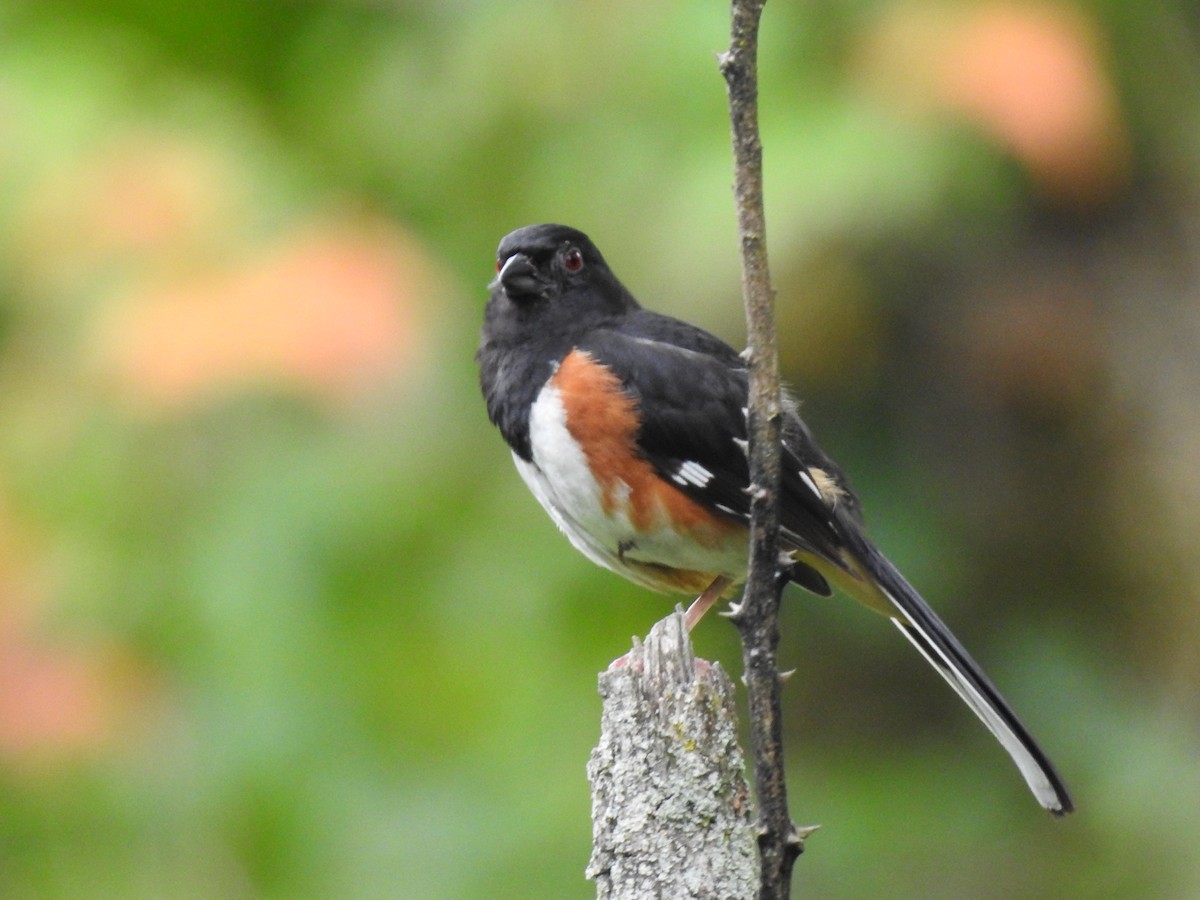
xmin=719 ymin=1 xmax=806 ymax=897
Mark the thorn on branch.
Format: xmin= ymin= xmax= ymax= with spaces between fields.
xmin=787 ymin=824 xmax=821 ymax=858
xmin=720 ymin=600 xmax=745 ymax=624
xmin=792 ymin=824 xmax=821 ymax=845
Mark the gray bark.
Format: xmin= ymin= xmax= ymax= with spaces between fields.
xmin=586 ymin=610 xmax=758 ymax=899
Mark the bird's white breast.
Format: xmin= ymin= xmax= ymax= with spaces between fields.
xmin=513 ymin=381 xmax=747 ymax=591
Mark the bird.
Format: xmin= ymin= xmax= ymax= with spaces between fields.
xmin=476 ymin=222 xmax=1073 ymax=816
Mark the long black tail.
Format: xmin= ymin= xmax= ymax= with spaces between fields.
xmin=843 ymin=531 xmax=1074 ymax=815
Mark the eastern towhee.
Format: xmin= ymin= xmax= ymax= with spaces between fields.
xmin=477 ymin=223 xmax=1073 ymax=816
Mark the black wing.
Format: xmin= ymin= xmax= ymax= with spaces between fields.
xmin=578 ymin=310 xmax=852 ymax=569
xmin=583 ymin=313 xmax=1073 ymax=812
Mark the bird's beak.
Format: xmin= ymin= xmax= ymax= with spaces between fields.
xmin=497 ymin=253 xmax=545 ymax=300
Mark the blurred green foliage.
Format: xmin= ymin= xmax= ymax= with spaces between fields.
xmin=1 ymin=0 xmax=1199 ymax=897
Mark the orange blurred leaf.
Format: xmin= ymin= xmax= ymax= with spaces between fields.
xmin=95 ymin=218 xmax=432 ymax=411
xmin=856 ymin=1 xmax=1130 ymax=206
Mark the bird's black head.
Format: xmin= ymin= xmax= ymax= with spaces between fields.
xmin=488 ymin=224 xmax=638 ymax=326
xmin=478 ymin=224 xmax=641 ymax=458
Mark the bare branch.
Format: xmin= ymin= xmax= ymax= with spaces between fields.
xmin=720 ymin=0 xmax=806 ymax=896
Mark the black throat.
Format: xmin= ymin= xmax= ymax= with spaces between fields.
xmin=476 ymin=288 xmax=584 ymax=461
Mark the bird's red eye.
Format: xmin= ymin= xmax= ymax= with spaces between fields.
xmin=562 ymin=246 xmax=584 ymax=273
xmin=495 ymin=258 xmax=502 ymax=273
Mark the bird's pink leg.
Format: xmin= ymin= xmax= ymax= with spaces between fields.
xmin=608 ymin=576 xmax=736 ymax=670
xmin=684 ymin=575 xmax=734 ymax=631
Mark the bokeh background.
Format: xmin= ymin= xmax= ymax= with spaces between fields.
xmin=1 ymin=0 xmax=1198 ymax=896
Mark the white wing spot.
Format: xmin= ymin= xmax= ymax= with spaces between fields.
xmin=808 ymin=466 xmax=845 ymax=506
xmin=674 ymin=460 xmax=714 ymax=488
xmin=798 ymin=468 xmax=821 ymax=497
